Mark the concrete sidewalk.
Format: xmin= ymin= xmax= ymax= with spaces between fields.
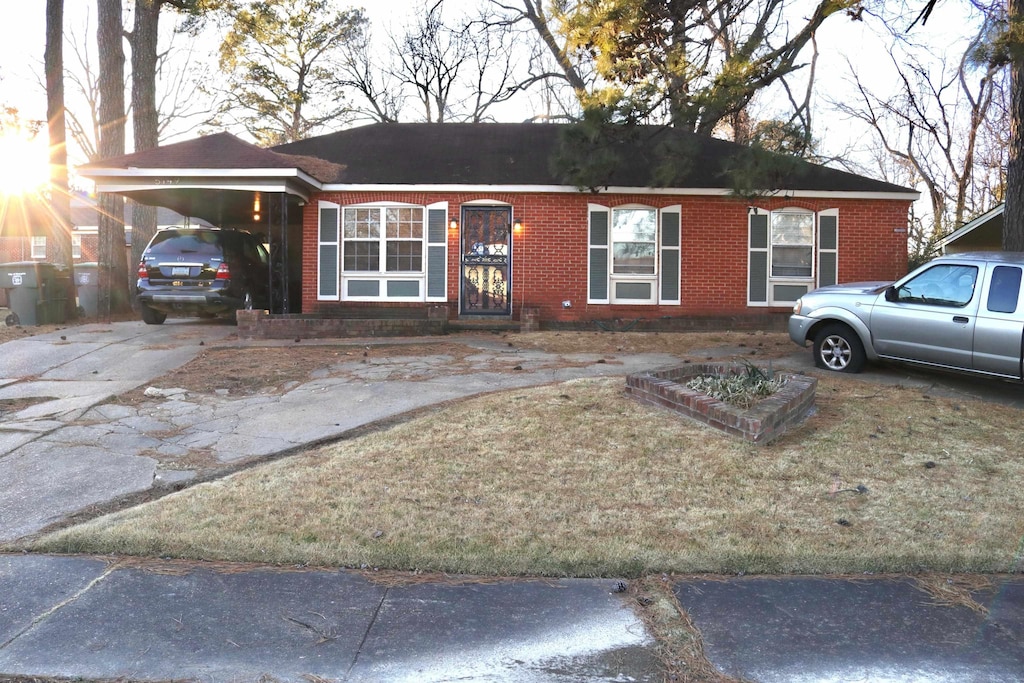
xmin=1 ymin=555 xmax=1020 ymax=682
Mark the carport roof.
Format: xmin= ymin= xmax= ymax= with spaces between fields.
xmin=79 ymin=132 xmax=343 ymax=183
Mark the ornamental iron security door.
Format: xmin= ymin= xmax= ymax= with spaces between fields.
xmin=460 ymin=206 xmax=511 ymax=315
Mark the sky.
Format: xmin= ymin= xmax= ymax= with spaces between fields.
xmin=0 ymin=0 xmax=983 ymax=186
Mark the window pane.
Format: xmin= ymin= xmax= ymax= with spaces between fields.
xmin=772 ymin=212 xmax=813 ymax=245
xmin=988 ymin=266 xmax=1021 ymax=314
xmin=386 ymin=241 xmax=423 ymax=272
xmin=612 ymin=209 xmax=656 ymax=242
xmin=771 ymin=212 xmax=813 ymax=277
xmin=386 ymin=207 xmax=423 ymax=239
xmin=612 ymin=209 xmax=656 ymax=275
xmin=898 ymin=264 xmax=978 ymax=307
xmin=343 ymin=241 xmax=379 ymax=271
xmin=613 ymin=243 xmax=656 ymax=274
xmin=343 ymin=208 xmax=380 ymax=239
xmin=772 ymin=246 xmax=812 ymax=277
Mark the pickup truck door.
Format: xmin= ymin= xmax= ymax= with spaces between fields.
xmin=972 ymin=264 xmax=1024 ymax=378
xmin=869 ymin=263 xmax=980 ymax=370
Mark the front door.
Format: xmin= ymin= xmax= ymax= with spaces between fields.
xmin=460 ymin=206 xmax=511 ymax=315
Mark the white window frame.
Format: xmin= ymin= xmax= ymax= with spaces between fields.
xmin=30 ymin=236 xmax=46 ymax=259
xmin=71 ymin=234 xmax=82 ymax=259
xmin=770 ymin=208 xmax=815 ymax=279
xmin=340 ymin=202 xmax=429 ymax=303
xmin=609 ymin=205 xmax=658 ymax=304
xmin=760 ymin=207 xmax=820 ymax=307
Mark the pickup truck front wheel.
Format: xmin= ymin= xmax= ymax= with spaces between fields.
xmin=813 ymin=323 xmax=866 ymax=373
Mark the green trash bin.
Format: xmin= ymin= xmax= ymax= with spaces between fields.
xmin=74 ymin=262 xmax=100 ymax=317
xmin=0 ymin=261 xmax=69 ymax=326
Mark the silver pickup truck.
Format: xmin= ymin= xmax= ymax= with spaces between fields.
xmin=789 ymin=252 xmax=1024 ymax=379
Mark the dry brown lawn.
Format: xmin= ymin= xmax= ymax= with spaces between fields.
xmin=31 ymin=361 xmax=1024 ymax=577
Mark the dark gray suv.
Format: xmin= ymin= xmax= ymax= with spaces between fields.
xmin=136 ymin=227 xmax=270 ymax=325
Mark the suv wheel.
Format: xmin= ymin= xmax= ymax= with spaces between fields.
xmin=141 ymin=304 xmax=167 ymax=325
xmin=813 ymin=323 xmax=866 ymax=373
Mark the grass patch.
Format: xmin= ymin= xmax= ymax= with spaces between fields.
xmin=28 ymin=375 xmax=1024 ymax=577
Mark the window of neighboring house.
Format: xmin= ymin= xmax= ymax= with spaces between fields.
xmin=71 ymin=234 xmax=82 ymax=259
xmin=612 ymin=208 xmax=657 ymax=275
xmin=343 ymin=206 xmax=424 ymax=273
xmin=30 ymin=236 xmax=46 ymax=259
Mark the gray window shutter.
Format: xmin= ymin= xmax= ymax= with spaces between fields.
xmin=748 ymin=213 xmax=769 ymax=304
xmin=589 ymin=206 xmax=610 ymax=303
xmin=660 ymin=207 xmax=681 ymax=303
xmin=426 ymin=206 xmax=447 ymax=300
xmin=818 ymin=211 xmax=838 ymax=288
xmin=318 ymin=203 xmax=339 ymax=299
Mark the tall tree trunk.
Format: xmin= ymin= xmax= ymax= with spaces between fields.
xmin=97 ymin=0 xmax=130 ymax=317
xmin=45 ymin=0 xmax=76 ymax=319
xmin=1005 ymin=0 xmax=1024 ymax=250
xmin=129 ymin=0 xmax=160 ymax=276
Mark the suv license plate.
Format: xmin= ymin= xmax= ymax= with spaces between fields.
xmin=171 ymin=266 xmax=190 ymax=276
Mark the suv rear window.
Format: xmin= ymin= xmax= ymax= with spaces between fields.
xmin=146 ymin=231 xmax=223 ymax=258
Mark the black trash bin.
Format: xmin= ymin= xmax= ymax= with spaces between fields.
xmin=74 ymin=262 xmax=100 ymax=317
xmin=0 ymin=261 xmax=69 ymax=326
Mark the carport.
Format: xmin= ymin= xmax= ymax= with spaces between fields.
xmin=79 ymin=133 xmax=340 ymax=314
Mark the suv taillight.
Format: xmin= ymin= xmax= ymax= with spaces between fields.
xmin=137 ymin=262 xmax=148 ymax=279
xmin=215 ymin=263 xmax=231 ymax=280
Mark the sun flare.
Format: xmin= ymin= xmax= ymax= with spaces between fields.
xmin=0 ymin=130 xmax=51 ymax=196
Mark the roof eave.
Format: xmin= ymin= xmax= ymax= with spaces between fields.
xmin=320 ymin=182 xmax=921 ymax=201
xmin=81 ymin=167 xmax=323 ymax=200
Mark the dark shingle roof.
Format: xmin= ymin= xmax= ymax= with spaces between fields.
xmin=272 ymin=123 xmax=913 ymax=194
xmin=82 ymin=132 xmax=343 ymax=183
xmin=82 ymin=124 xmax=914 ymax=195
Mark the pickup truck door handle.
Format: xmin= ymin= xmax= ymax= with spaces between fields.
xmin=952 ymin=316 xmax=969 ymax=324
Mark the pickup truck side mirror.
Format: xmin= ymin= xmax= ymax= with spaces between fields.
xmin=884 ymin=285 xmax=898 ymax=302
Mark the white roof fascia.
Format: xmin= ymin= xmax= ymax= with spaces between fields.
xmin=320 ymin=183 xmax=920 ymax=201
xmin=89 ymin=178 xmax=314 ymax=201
xmin=90 ymin=166 xmax=322 ymax=184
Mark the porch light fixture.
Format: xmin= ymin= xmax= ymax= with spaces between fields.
xmin=513 ymin=220 xmax=523 ymax=233
xmin=253 ymin=192 xmax=262 ymax=222
xmin=449 ymin=218 xmax=458 ymax=231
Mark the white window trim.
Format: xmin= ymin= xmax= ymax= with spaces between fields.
xmin=766 ymin=207 xmax=821 ymax=307
xmin=659 ymin=205 xmax=681 ymax=305
xmin=339 ymin=202 xmax=429 ymax=303
xmin=818 ymin=207 xmax=839 ymax=287
xmin=588 ymin=204 xmax=610 ymax=305
xmin=30 ymin=236 xmax=46 ymax=259
xmin=71 ymin=234 xmax=82 ymax=259
xmin=610 ymin=204 xmax=658 ymax=305
xmin=317 ymin=200 xmax=340 ymax=301
xmin=425 ymin=201 xmax=448 ymax=303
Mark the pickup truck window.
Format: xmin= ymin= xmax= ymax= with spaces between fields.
xmin=987 ymin=265 xmax=1022 ymax=314
xmin=897 ymin=264 xmax=978 ymax=308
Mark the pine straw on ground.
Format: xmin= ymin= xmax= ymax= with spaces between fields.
xmin=29 ymin=373 xmax=1024 ymax=577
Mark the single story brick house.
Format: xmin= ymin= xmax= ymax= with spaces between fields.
xmin=81 ymin=123 xmax=918 ymax=328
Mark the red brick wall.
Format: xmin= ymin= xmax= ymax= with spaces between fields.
xmin=302 ymin=191 xmax=911 ymax=322
xmin=0 ymin=235 xmax=101 ymax=264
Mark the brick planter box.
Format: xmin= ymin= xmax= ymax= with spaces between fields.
xmin=236 ymin=308 xmax=449 ymax=340
xmin=625 ymin=363 xmax=817 ymax=445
